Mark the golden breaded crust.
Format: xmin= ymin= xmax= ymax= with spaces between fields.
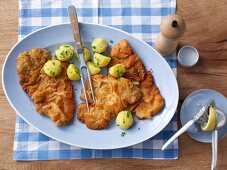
xmin=78 ymin=103 xmax=113 ymax=130
xmin=110 ymin=39 xmax=146 ymax=82
xmin=110 ymin=39 xmax=133 ymax=59
xmin=16 ymin=48 xmax=75 ymax=126
xmin=78 ymin=74 xmax=142 ymax=129
xmin=135 ymin=72 xmax=164 ymax=119
xmin=78 ymin=39 xmax=165 ymax=129
xmin=110 ymin=40 xmax=165 ymax=119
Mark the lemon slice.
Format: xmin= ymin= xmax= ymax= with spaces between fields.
xmin=201 ymin=106 xmax=216 ymax=131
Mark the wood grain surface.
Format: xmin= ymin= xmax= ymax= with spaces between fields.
xmin=0 ymin=0 xmax=226 ymax=169
xmin=177 ymin=0 xmax=227 ymax=100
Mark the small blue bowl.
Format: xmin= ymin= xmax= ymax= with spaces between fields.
xmin=180 ymin=89 xmax=227 ymax=143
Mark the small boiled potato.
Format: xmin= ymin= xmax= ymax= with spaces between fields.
xmin=91 ymin=38 xmax=108 ymax=53
xmin=93 ymin=53 xmax=111 ymax=67
xmin=87 ymin=61 xmax=101 ymax=75
xmin=67 ymin=64 xmax=80 ymax=80
xmin=55 ymin=44 xmax=74 ymax=61
xmin=76 ymin=47 xmax=90 ymax=62
xmin=44 ymin=60 xmax=62 ymax=77
xmin=116 ymin=111 xmax=133 ymax=130
xmin=109 ymin=64 xmax=125 ymax=78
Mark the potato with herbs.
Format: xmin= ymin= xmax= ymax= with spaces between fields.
xmin=93 ymin=53 xmax=111 ymax=67
xmin=87 ymin=61 xmax=101 ymax=75
xmin=91 ymin=38 xmax=108 ymax=53
xmin=44 ymin=60 xmax=62 ymax=77
xmin=109 ymin=64 xmax=125 ymax=78
xmin=116 ymin=111 xmax=133 ymax=130
xmin=55 ymin=44 xmax=74 ymax=61
xmin=76 ymin=47 xmax=90 ymax=62
xmin=67 ymin=64 xmax=80 ymax=80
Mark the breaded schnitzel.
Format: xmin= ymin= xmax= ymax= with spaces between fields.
xmin=110 ymin=39 xmax=146 ymax=82
xmin=78 ymin=74 xmax=141 ymax=129
xmin=110 ymin=39 xmax=164 ymax=119
xmin=135 ymin=72 xmax=164 ymax=119
xmin=16 ymin=48 xmax=75 ymax=126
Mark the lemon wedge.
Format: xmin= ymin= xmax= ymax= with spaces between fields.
xmin=201 ymin=106 xmax=216 ymax=131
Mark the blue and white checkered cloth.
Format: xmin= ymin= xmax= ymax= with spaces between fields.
xmin=15 ymin=0 xmax=178 ymax=160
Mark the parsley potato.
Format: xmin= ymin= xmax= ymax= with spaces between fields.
xmin=87 ymin=61 xmax=101 ymax=75
xmin=109 ymin=64 xmax=125 ymax=77
xmin=56 ymin=44 xmax=74 ymax=61
xmin=76 ymin=47 xmax=90 ymax=62
xmin=93 ymin=53 xmax=111 ymax=67
xmin=116 ymin=111 xmax=133 ymax=130
xmin=67 ymin=64 xmax=80 ymax=80
xmin=91 ymin=38 xmax=108 ymax=53
xmin=44 ymin=60 xmax=62 ymax=77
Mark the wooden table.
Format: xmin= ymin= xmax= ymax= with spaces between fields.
xmin=0 ymin=0 xmax=226 ymax=169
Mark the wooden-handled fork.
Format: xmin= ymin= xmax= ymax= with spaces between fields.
xmin=68 ymin=5 xmax=96 ymax=112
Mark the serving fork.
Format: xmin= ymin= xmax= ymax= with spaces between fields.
xmin=68 ymin=5 xmax=95 ymax=112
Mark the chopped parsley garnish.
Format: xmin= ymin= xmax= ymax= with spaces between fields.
xmin=119 ymin=71 xmax=124 ymax=76
xmin=96 ymin=62 xmax=99 ymax=65
xmin=50 ymin=71 xmax=55 ymax=75
xmin=123 ymin=120 xmax=125 ymax=124
xmin=60 ymin=51 xmax=65 ymax=57
xmin=95 ymin=57 xmax=100 ymax=61
xmin=110 ymin=40 xmax=113 ymax=44
xmin=116 ymin=70 xmax=120 ymax=76
xmin=52 ymin=62 xmax=55 ymax=65
xmin=64 ymin=45 xmax=70 ymax=48
xmin=92 ymin=46 xmax=96 ymax=49
xmin=117 ymin=70 xmax=124 ymax=77
xmin=127 ymin=112 xmax=131 ymax=118
xmin=121 ymin=132 xmax=126 ymax=137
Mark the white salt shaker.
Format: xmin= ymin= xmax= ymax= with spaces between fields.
xmin=155 ymin=14 xmax=186 ymax=56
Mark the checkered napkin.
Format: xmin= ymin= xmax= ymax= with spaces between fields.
xmin=14 ymin=0 xmax=178 ymax=160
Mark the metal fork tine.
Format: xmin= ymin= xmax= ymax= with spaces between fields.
xmin=80 ymin=67 xmax=90 ymax=113
xmin=68 ymin=5 xmax=96 ymax=113
xmin=86 ymin=68 xmax=96 ymax=106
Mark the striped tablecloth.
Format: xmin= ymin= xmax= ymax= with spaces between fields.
xmin=14 ymin=0 xmax=178 ymax=160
